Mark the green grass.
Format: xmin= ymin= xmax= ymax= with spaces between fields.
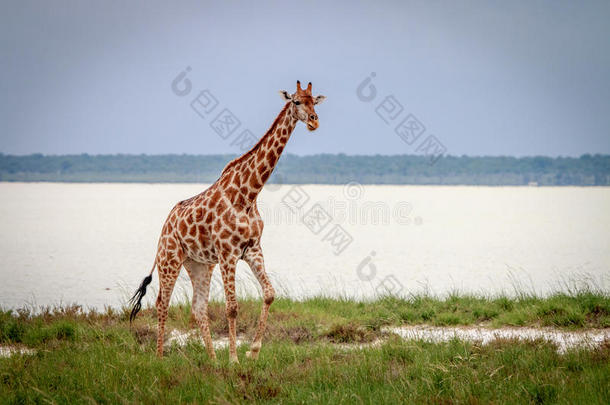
xmin=1 ymin=292 xmax=609 ymax=404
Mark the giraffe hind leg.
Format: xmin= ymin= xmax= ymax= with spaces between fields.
xmin=155 ymin=262 xmax=181 ymax=357
xmin=219 ymin=256 xmax=239 ymax=364
xmin=183 ymin=259 xmax=217 ymax=360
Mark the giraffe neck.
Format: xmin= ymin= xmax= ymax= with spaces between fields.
xmin=217 ymin=102 xmax=298 ymax=205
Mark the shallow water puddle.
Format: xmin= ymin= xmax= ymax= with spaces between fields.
xmin=0 ymin=346 xmax=36 ymax=358
xmin=165 ymin=329 xmax=246 ymax=349
xmin=335 ymin=339 xmax=385 ymax=351
xmin=385 ymin=326 xmax=610 ymax=353
xmin=165 ymin=327 xmax=609 ymax=354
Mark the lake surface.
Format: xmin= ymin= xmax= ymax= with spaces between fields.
xmin=1 ymin=183 xmax=608 ymax=310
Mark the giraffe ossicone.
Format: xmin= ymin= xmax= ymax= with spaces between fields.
xmin=129 ymin=80 xmax=326 ymax=362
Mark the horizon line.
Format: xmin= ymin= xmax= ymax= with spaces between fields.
xmin=1 ymin=152 xmax=608 ymax=159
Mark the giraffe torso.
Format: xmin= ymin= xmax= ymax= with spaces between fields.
xmin=155 ymin=182 xmax=265 ymax=269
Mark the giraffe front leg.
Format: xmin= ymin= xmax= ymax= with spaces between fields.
xmin=243 ymin=246 xmax=274 ymax=360
xmin=219 ymin=256 xmax=239 ymax=364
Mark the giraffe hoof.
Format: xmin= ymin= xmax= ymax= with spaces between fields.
xmin=229 ymin=356 xmax=240 ymax=364
xmin=246 ymin=350 xmax=259 ymax=360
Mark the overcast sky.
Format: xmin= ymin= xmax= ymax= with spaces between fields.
xmin=1 ymin=1 xmax=609 ymax=157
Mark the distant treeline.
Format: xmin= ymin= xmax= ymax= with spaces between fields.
xmin=0 ymin=153 xmax=609 ymax=185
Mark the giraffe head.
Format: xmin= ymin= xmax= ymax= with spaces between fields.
xmin=279 ymin=81 xmax=326 ymax=131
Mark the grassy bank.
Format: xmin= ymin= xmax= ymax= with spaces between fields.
xmin=1 ymin=292 xmax=609 ymax=403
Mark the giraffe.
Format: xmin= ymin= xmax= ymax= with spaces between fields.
xmin=129 ymin=81 xmax=325 ymax=363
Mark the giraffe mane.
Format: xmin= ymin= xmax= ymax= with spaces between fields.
xmin=220 ymin=102 xmax=291 ymax=175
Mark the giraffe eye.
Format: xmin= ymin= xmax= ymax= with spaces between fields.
xmin=294 ymin=101 xmax=301 ymax=105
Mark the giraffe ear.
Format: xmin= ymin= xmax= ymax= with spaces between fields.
xmin=279 ymin=90 xmax=293 ymax=102
xmin=314 ymin=95 xmax=326 ymax=105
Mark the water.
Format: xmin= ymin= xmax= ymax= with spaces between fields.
xmin=0 ymin=183 xmax=608 ymax=310
xmin=162 ymin=326 xmax=610 ymax=354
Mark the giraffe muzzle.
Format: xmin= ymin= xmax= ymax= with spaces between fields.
xmin=307 ymin=121 xmax=319 ymax=131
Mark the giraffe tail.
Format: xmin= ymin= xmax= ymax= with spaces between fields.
xmin=128 ymin=264 xmax=156 ymax=324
